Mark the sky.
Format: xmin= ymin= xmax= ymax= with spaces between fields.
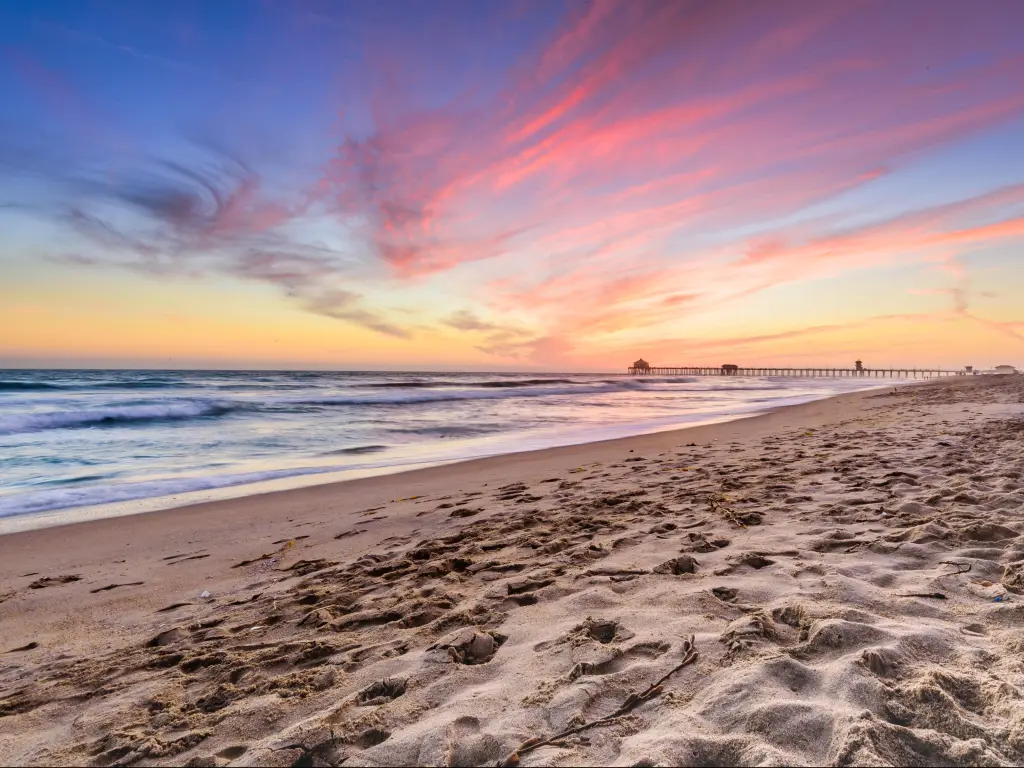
xmin=1 ymin=0 xmax=1023 ymax=372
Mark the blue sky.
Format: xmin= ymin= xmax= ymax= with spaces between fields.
xmin=2 ymin=0 xmax=1023 ymax=370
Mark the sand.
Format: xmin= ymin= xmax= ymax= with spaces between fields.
xmin=1 ymin=374 xmax=1023 ymax=767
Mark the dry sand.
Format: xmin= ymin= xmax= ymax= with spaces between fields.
xmin=1 ymin=375 xmax=1024 ymax=767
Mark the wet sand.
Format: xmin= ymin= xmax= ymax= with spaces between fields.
xmin=2 ymin=375 xmax=1023 ymax=766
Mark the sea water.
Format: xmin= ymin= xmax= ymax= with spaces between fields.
xmin=0 ymin=369 xmax=903 ymax=528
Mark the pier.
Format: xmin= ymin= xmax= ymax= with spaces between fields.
xmin=627 ymin=358 xmax=965 ymax=378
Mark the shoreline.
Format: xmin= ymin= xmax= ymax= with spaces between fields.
xmin=0 ymin=380 xmax=903 ymax=536
xmin=3 ymin=374 xmax=1023 ymax=766
xmin=2 ymin=384 xmax=894 ymax=542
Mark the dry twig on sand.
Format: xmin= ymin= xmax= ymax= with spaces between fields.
xmin=704 ymin=491 xmax=756 ymax=528
xmin=940 ymin=561 xmax=972 ymax=575
xmin=496 ymin=636 xmax=699 ymax=766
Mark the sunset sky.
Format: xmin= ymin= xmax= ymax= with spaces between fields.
xmin=2 ymin=0 xmax=1023 ymax=371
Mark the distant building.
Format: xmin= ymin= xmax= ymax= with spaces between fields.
xmin=721 ymin=364 xmax=739 ymax=375
xmin=632 ymin=358 xmax=651 ymax=372
xmin=855 ymin=360 xmax=864 ymax=371
xmin=965 ymin=366 xmax=973 ymax=373
xmin=994 ymin=365 xmax=1018 ymax=374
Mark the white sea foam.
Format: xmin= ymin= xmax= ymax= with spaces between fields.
xmin=0 ymin=401 xmax=231 ymax=435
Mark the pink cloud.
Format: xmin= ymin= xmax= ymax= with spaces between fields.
xmin=16 ymin=1 xmax=1024 ymax=361
xmin=319 ymin=0 xmax=1024 ymax=293
xmin=478 ymin=181 xmax=1024 ymax=363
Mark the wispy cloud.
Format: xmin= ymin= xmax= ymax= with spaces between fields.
xmin=6 ymin=0 xmax=1024 ymax=364
xmin=444 ymin=310 xmax=502 ymax=333
xmin=5 ymin=135 xmax=409 ymax=338
xmin=317 ymin=0 xmax=1024 ymax=286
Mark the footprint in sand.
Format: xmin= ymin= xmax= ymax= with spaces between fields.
xmin=449 ymin=507 xmax=483 ymax=518
xmin=335 ymin=528 xmax=367 ymax=539
xmin=4 ymin=641 xmax=39 ymax=653
xmin=166 ymin=554 xmax=210 ymax=565
xmin=357 ymin=677 xmax=407 ymax=706
xmin=441 ymin=716 xmax=504 ymax=766
xmin=569 ymin=641 xmax=671 ymax=680
xmin=214 ymin=746 xmax=248 ymax=760
xmin=731 ymin=552 xmax=776 ymax=570
xmin=428 ymin=628 xmax=507 ymax=665
xmin=353 ymin=727 xmax=392 ymax=749
xmin=162 ymin=551 xmax=207 ymax=562
xmin=28 ymin=575 xmax=81 ymax=589
xmin=541 ymin=617 xmax=637 ymax=648
xmin=272 ymin=535 xmax=310 ymax=545
xmin=89 ymin=582 xmax=145 ymax=593
xmin=156 ymin=602 xmax=193 ymax=613
xmin=653 ymin=555 xmax=699 ymax=575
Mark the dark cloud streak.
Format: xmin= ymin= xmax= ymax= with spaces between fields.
xmin=1 ymin=132 xmax=412 ymax=339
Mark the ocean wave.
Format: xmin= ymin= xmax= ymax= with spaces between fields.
xmin=0 ymin=401 xmax=236 ymax=435
xmin=321 ymin=444 xmax=389 ymax=455
xmin=1 ymin=376 xmax=829 ymax=439
xmin=386 ymin=424 xmax=504 ymax=438
xmin=87 ymin=379 xmax=192 ymax=390
xmin=33 ymin=473 xmax=115 ymax=486
xmin=476 ymin=378 xmax=577 ymax=388
xmin=602 ymin=377 xmax=698 ymax=385
xmin=284 ymin=379 xmax=650 ymax=407
xmin=352 ymin=378 xmax=579 ymax=389
xmin=700 ymin=383 xmax=791 ymax=391
xmin=0 ymin=379 xmax=190 ymax=392
xmin=0 ymin=381 xmax=64 ymax=391
xmin=0 ymin=379 xmax=662 ymax=435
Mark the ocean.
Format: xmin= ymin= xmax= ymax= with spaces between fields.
xmin=0 ymin=369 xmax=901 ymax=529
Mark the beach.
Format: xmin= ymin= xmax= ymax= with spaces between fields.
xmin=2 ymin=373 xmax=1023 ymax=766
